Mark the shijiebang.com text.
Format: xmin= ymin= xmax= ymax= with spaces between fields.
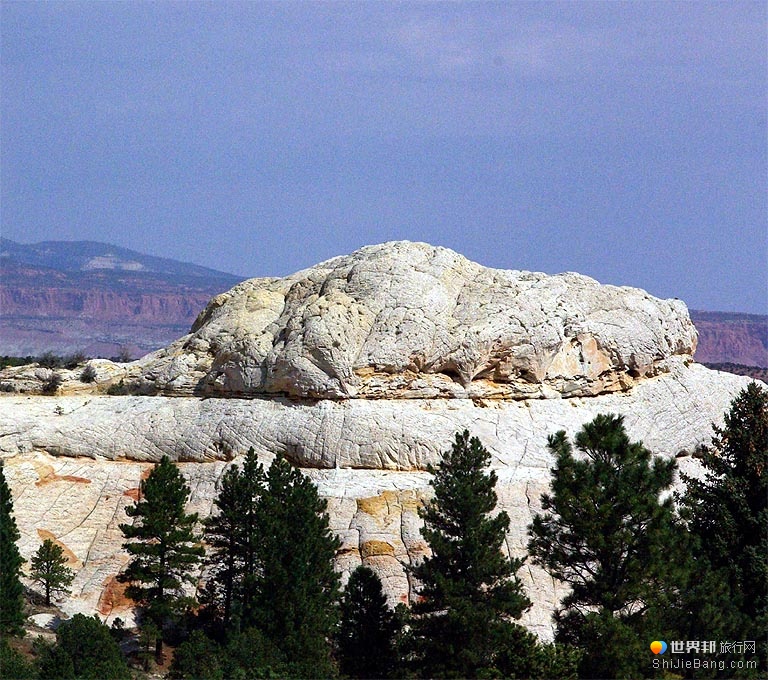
xmin=653 ymin=658 xmax=758 ymax=672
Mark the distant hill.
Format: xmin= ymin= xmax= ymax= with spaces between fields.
xmin=0 ymin=238 xmax=240 ymax=282
xmin=0 ymin=239 xmax=242 ymax=358
xmin=1 ymin=239 xmax=765 ymax=371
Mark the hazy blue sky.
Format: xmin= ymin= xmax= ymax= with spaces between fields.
xmin=2 ymin=1 xmax=766 ymax=312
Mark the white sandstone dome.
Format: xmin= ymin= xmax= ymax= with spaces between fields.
xmin=135 ymin=241 xmax=697 ymax=400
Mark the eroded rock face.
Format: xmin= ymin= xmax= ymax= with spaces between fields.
xmin=0 ymin=241 xmax=755 ymax=641
xmin=131 ymin=241 xmax=697 ymax=399
xmin=0 ymin=361 xmax=749 ymax=469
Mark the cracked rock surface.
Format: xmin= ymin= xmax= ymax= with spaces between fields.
xmin=0 ymin=241 xmax=759 ymax=640
xmin=130 ymin=241 xmax=698 ymax=399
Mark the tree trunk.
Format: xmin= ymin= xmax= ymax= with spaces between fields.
xmin=155 ymin=636 xmax=164 ymax=665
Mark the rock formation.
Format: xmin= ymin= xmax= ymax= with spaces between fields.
xmin=0 ymin=241 xmax=759 ymax=640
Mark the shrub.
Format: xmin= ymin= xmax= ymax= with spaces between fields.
xmin=42 ymin=372 xmax=63 ymax=395
xmin=37 ymin=352 xmax=63 ymax=369
xmin=63 ymin=352 xmax=87 ymax=369
xmin=80 ymin=364 xmax=97 ymax=383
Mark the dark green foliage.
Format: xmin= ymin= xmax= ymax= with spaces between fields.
xmin=337 ymin=565 xmax=399 ymax=679
xmin=118 ymin=456 xmax=204 ymax=659
xmin=493 ymin=622 xmax=581 ymax=680
xmin=528 ymin=414 xmax=685 ymax=679
xmin=0 ymin=356 xmax=35 ymax=369
xmin=0 ymin=637 xmax=35 ymax=679
xmin=678 ymin=383 xmax=768 ymax=674
xmin=35 ymin=613 xmax=130 ymax=679
xmin=253 ymin=455 xmax=341 ymax=676
xmin=201 ymin=452 xmax=341 ymax=674
xmin=202 ymin=448 xmax=264 ymax=630
xmin=30 ymin=539 xmax=75 ymax=606
xmin=170 ymin=626 xmax=289 ymax=680
xmin=1 ymin=353 xmax=85 ymax=370
xmin=410 ymin=430 xmax=531 ymax=678
xmin=0 ymin=461 xmax=25 ymax=637
xmin=168 ymin=629 xmax=224 ymax=680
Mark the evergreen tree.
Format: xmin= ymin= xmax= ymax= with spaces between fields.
xmin=0 ymin=637 xmax=35 ymax=680
xmin=30 ymin=538 xmax=75 ymax=606
xmin=679 ymin=383 xmax=768 ymax=673
xmin=337 ymin=565 xmax=399 ymax=679
xmin=118 ymin=455 xmax=204 ymax=661
xmin=203 ymin=447 xmax=264 ymax=630
xmin=410 ymin=430 xmax=531 ymax=679
xmin=253 ymin=455 xmax=341 ymax=676
xmin=0 ymin=460 xmax=25 ymax=636
xmin=527 ymin=413 xmax=686 ymax=679
xmin=35 ymin=613 xmax=130 ymax=680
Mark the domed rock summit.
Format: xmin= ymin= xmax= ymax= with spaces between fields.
xmin=0 ymin=241 xmax=757 ymax=638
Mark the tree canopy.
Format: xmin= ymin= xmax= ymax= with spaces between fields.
xmin=679 ymin=383 xmax=768 ymax=674
xmin=35 ymin=614 xmax=130 ymax=680
xmin=337 ymin=565 xmax=400 ymax=679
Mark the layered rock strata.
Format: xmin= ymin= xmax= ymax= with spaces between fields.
xmin=0 ymin=241 xmax=757 ymax=640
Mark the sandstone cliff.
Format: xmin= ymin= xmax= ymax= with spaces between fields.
xmin=0 ymin=241 xmax=759 ymax=640
xmin=690 ymin=310 xmax=768 ymax=367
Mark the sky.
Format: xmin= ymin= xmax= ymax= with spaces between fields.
xmin=1 ymin=1 xmax=766 ymax=313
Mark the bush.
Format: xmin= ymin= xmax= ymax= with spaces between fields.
xmin=106 ymin=380 xmax=130 ymax=396
xmin=63 ymin=352 xmax=87 ymax=369
xmin=0 ymin=638 xmax=35 ymax=679
xmin=80 ymin=364 xmax=97 ymax=383
xmin=42 ymin=372 xmax=63 ymax=395
xmin=37 ymin=352 xmax=63 ymax=369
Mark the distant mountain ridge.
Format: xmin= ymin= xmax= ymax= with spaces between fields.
xmin=0 ymin=239 xmax=765 ymax=369
xmin=0 ymin=238 xmax=240 ymax=283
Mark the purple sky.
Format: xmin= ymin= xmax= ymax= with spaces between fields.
xmin=2 ymin=1 xmax=766 ymax=312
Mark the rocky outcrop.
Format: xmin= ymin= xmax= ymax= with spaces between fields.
xmin=0 ymin=241 xmax=758 ymax=640
xmin=130 ymin=242 xmax=697 ymax=400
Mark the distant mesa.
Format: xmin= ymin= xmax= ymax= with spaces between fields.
xmin=0 ymin=238 xmax=241 ymax=357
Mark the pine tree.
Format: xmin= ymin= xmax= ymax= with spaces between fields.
xmin=253 ymin=455 xmax=341 ymax=676
xmin=410 ymin=430 xmax=531 ymax=679
xmin=527 ymin=413 xmax=686 ymax=679
xmin=203 ymin=447 xmax=264 ymax=630
xmin=0 ymin=460 xmax=25 ymax=636
xmin=119 ymin=456 xmax=204 ymax=661
xmin=30 ymin=539 xmax=75 ymax=606
xmin=337 ymin=565 xmax=399 ymax=679
xmin=679 ymin=383 xmax=768 ymax=672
